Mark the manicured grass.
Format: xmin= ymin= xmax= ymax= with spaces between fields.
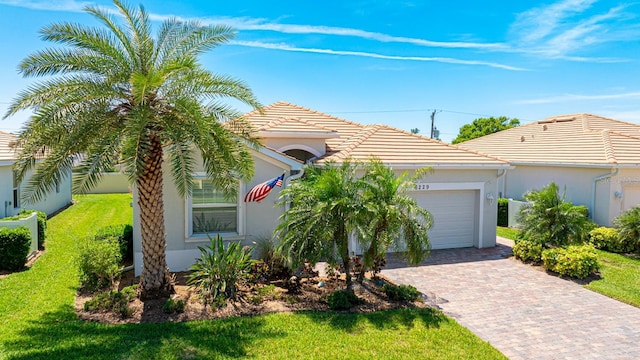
xmin=496 ymin=226 xmax=520 ymax=241
xmin=0 ymin=194 xmax=505 ymax=359
xmin=585 ymin=250 xmax=640 ymax=307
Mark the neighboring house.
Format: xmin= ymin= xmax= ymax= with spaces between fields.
xmin=132 ymin=101 xmax=511 ymax=275
xmin=459 ymin=113 xmax=640 ymax=226
xmin=0 ymin=130 xmax=72 ymax=218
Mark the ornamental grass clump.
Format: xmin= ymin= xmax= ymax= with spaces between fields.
xmin=187 ymin=235 xmax=253 ymax=305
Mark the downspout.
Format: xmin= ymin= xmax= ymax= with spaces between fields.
xmin=283 ymin=168 xmax=305 ymax=211
xmin=496 ymin=169 xmax=507 ymax=198
xmin=591 ymin=167 xmax=619 ymax=221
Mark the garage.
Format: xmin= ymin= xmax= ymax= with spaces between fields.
xmin=413 ymin=190 xmax=478 ymax=249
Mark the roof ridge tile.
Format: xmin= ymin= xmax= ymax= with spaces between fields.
xmin=600 ymin=130 xmax=617 ymax=163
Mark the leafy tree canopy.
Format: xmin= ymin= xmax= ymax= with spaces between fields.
xmin=451 ymin=116 xmax=519 ymax=144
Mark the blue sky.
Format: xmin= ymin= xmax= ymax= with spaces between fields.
xmin=0 ymin=0 xmax=639 ymax=142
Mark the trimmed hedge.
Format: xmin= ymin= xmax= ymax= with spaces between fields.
xmin=589 ymin=227 xmax=634 ymax=253
xmin=497 ymin=198 xmax=508 ymax=227
xmin=19 ymin=209 xmax=47 ymax=249
xmin=512 ymin=239 xmax=543 ymax=263
xmin=77 ymin=237 xmax=122 ymax=291
xmin=93 ymin=224 xmax=133 ymax=261
xmin=542 ymin=245 xmax=599 ymax=279
xmin=0 ymin=227 xmax=32 ymax=271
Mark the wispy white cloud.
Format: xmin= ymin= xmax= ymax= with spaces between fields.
xmin=0 ymin=0 xmax=89 ymax=12
xmin=517 ymin=92 xmax=640 ymax=104
xmin=509 ymin=0 xmax=638 ymax=59
xmin=229 ymin=40 xmax=526 ymax=71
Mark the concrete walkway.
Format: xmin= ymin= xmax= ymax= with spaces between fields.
xmin=381 ymin=237 xmax=640 ymax=359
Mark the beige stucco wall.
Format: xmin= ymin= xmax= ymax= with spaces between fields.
xmin=0 ymin=165 xmax=72 ymax=218
xmin=603 ymin=169 xmax=640 ymax=225
xmin=85 ymin=173 xmax=130 ymax=194
xmin=501 ymin=165 xmax=636 ymax=226
xmin=133 ymin=150 xmax=294 ymax=275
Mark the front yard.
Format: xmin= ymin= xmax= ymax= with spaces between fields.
xmin=497 ymin=226 xmax=640 ymax=307
xmin=0 ymin=195 xmax=504 ymax=359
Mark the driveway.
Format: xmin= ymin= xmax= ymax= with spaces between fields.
xmin=381 ymin=238 xmax=640 ymax=359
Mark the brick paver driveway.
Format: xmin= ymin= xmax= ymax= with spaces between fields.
xmin=381 ymin=238 xmax=640 ymax=359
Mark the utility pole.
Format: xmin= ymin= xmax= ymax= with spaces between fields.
xmin=430 ymin=110 xmax=437 ymax=138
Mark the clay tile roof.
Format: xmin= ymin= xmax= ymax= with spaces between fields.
xmin=243 ymin=102 xmax=509 ymax=167
xmin=459 ymin=113 xmax=640 ymax=166
xmin=258 ymin=116 xmax=338 ymax=135
xmin=0 ymin=131 xmax=18 ymax=162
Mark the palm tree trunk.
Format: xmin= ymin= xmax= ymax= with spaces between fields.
xmin=137 ymin=133 xmax=173 ymax=299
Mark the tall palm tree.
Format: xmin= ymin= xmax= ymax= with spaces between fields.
xmin=3 ymin=0 xmax=260 ymax=299
xmin=358 ymin=159 xmax=432 ymax=281
xmin=275 ymin=161 xmax=365 ymax=290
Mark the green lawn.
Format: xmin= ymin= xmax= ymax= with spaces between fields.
xmin=496 ymin=226 xmax=640 ymax=308
xmin=0 ymin=194 xmax=505 ymax=359
xmin=496 ymin=226 xmax=519 ymax=241
xmin=586 ymin=250 xmax=640 ymax=307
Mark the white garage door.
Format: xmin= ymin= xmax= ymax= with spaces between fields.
xmin=413 ymin=190 xmax=477 ymax=249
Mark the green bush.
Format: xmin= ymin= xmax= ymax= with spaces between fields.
xmin=382 ymin=284 xmax=421 ymax=301
xmin=517 ymin=182 xmax=595 ymax=246
xmin=589 ymin=227 xmax=633 ymax=253
xmin=542 ymin=245 xmax=599 ymax=279
xmin=327 ymin=289 xmax=363 ymax=310
xmin=162 ymin=298 xmax=185 ymax=314
xmin=84 ymin=285 xmax=136 ymax=318
xmin=254 ymin=237 xmax=291 ymax=281
xmin=512 ymin=239 xmax=544 ymax=263
xmin=19 ymin=209 xmax=46 ymax=249
xmin=614 ymin=206 xmax=640 ymax=253
xmin=497 ymin=198 xmax=508 ymax=227
xmin=93 ymin=224 xmax=133 ymax=261
xmin=78 ymin=237 xmax=122 ymax=291
xmin=187 ymin=235 xmax=253 ymax=304
xmin=0 ymin=227 xmax=32 ymax=271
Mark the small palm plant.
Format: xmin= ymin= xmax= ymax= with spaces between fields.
xmin=187 ymin=235 xmax=253 ymax=304
xmin=614 ymin=206 xmax=640 ymax=253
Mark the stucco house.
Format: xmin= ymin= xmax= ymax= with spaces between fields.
xmin=132 ymin=101 xmax=511 ymax=275
xmin=459 ymin=113 xmax=640 ymax=226
xmin=0 ymin=130 xmax=72 ymax=218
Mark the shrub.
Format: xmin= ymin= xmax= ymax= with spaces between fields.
xmin=253 ymin=237 xmax=291 ymax=281
xmin=78 ymin=237 xmax=122 ymax=291
xmin=84 ymin=285 xmax=136 ymax=318
xmin=542 ymin=245 xmax=599 ymax=279
xmin=497 ymin=198 xmax=508 ymax=227
xmin=517 ymin=182 xmax=595 ymax=246
xmin=187 ymin=235 xmax=253 ymax=304
xmin=0 ymin=227 xmax=32 ymax=271
xmin=512 ymin=239 xmax=544 ymax=263
xmin=327 ymin=289 xmax=363 ymax=310
xmin=162 ymin=298 xmax=185 ymax=314
xmin=382 ymin=284 xmax=421 ymax=301
xmin=588 ymin=227 xmax=633 ymax=253
xmin=614 ymin=206 xmax=640 ymax=253
xmin=19 ymin=209 xmax=46 ymax=249
xmin=93 ymin=224 xmax=133 ymax=261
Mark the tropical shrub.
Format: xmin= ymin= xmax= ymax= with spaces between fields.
xmin=253 ymin=237 xmax=291 ymax=281
xmin=187 ymin=235 xmax=253 ymax=304
xmin=78 ymin=237 xmax=122 ymax=291
xmin=512 ymin=239 xmax=544 ymax=263
xmin=19 ymin=209 xmax=46 ymax=249
xmin=327 ymin=289 xmax=363 ymax=310
xmin=83 ymin=285 xmax=136 ymax=318
xmin=0 ymin=227 xmax=31 ymax=271
xmin=542 ymin=245 xmax=599 ymax=279
xmin=497 ymin=198 xmax=509 ymax=227
xmin=614 ymin=206 xmax=640 ymax=253
xmin=162 ymin=298 xmax=185 ymax=314
xmin=382 ymin=284 xmax=421 ymax=301
xmin=517 ymin=182 xmax=595 ymax=246
xmin=94 ymin=224 xmax=133 ymax=261
xmin=589 ymin=227 xmax=632 ymax=253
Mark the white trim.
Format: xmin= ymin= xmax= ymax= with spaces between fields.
xmin=253 ymin=147 xmax=304 ymax=169
xmin=410 ymin=182 xmax=485 ymax=248
xmin=512 ymin=161 xmax=640 ymax=169
xmin=184 ymin=176 xmax=244 ymax=240
xmin=276 ymin=144 xmax=324 ymax=158
xmin=316 ymin=162 xmax=512 ymax=170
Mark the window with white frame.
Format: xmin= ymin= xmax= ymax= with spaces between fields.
xmin=190 ymin=179 xmax=238 ymax=235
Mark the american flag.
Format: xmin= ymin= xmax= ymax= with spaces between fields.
xmin=244 ymin=174 xmax=285 ymax=203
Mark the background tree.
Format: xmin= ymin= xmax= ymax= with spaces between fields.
xmin=451 ymin=116 xmax=520 ymax=144
xmin=3 ymin=0 xmax=260 ymax=298
xmin=275 ymin=161 xmax=365 ymax=291
xmin=358 ymin=159 xmax=432 ymax=281
xmin=410 ymin=128 xmax=420 ymax=134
